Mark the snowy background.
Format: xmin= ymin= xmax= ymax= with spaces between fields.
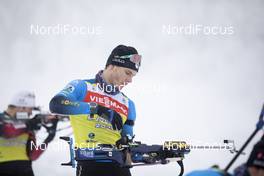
xmin=0 ymin=0 xmax=264 ymax=175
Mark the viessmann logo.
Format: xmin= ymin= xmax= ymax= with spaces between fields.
xmin=85 ymin=92 xmax=128 ymax=116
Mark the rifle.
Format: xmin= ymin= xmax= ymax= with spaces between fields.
xmin=15 ymin=109 xmax=70 ymax=132
xmin=60 ymin=137 xmax=190 ymax=176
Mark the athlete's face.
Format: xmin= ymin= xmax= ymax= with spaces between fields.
xmin=111 ymin=66 xmax=137 ymax=90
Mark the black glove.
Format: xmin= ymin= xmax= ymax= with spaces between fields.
xmin=43 ymin=118 xmax=58 ymax=144
xmin=116 ymin=135 xmax=133 ymax=148
xmin=93 ymin=104 xmax=123 ymax=131
xmin=110 ymin=111 xmax=123 ymax=131
xmin=26 ymin=115 xmax=42 ymax=131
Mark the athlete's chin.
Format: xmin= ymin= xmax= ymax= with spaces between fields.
xmin=118 ymin=85 xmax=125 ymax=90
xmin=115 ymin=82 xmax=128 ymax=90
xmin=119 ymin=84 xmax=128 ymax=90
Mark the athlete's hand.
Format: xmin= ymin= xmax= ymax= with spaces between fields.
xmin=43 ymin=117 xmax=58 ymax=143
xmin=110 ymin=111 xmax=123 ymax=131
xmin=26 ymin=116 xmax=42 ymax=131
xmin=116 ymin=135 xmax=129 ymax=148
xmin=92 ymin=104 xmax=123 ymax=131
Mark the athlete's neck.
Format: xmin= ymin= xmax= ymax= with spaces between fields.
xmin=102 ymin=70 xmax=113 ymax=85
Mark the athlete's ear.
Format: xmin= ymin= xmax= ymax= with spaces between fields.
xmin=111 ymin=65 xmax=120 ymax=73
xmin=110 ymin=65 xmax=116 ymax=70
xmin=106 ymin=64 xmax=114 ymax=71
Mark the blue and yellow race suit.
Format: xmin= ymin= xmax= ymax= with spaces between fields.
xmin=49 ymin=73 xmax=136 ymax=149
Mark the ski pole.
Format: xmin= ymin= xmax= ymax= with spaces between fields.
xmin=224 ymin=104 xmax=264 ymax=172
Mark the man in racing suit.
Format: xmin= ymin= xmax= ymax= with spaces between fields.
xmin=0 ymin=91 xmax=58 ymax=176
xmin=233 ymin=135 xmax=264 ymax=176
xmin=49 ymin=45 xmax=141 ymax=176
xmin=186 ymin=135 xmax=264 ymax=176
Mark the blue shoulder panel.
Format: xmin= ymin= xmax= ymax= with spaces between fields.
xmin=122 ymin=99 xmax=136 ymax=137
xmin=49 ymin=79 xmax=95 ymax=115
xmin=59 ymin=80 xmax=87 ymax=101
